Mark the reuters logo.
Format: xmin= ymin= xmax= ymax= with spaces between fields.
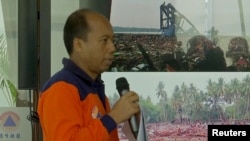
xmin=0 ymin=111 xmax=20 ymax=132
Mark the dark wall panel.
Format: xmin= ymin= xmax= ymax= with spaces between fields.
xmin=39 ymin=0 xmax=51 ymax=89
xmin=18 ymin=0 xmax=38 ymax=89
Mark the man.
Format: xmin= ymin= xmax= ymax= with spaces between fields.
xmin=37 ymin=8 xmax=140 ymax=141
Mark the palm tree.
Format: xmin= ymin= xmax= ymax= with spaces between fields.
xmin=180 ymin=82 xmax=189 ymax=119
xmin=189 ymin=83 xmax=203 ymax=121
xmin=171 ymin=85 xmax=182 ymax=121
xmin=206 ymin=79 xmax=224 ymax=121
xmin=156 ymin=81 xmax=167 ymax=100
xmin=225 ymin=78 xmax=240 ymax=120
xmin=0 ymin=34 xmax=16 ymax=106
xmin=241 ymin=74 xmax=250 ymax=119
xmin=217 ymin=78 xmax=225 ymax=97
xmin=156 ymin=81 xmax=168 ymax=121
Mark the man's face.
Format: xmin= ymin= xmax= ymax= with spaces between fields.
xmin=79 ymin=14 xmax=116 ymax=76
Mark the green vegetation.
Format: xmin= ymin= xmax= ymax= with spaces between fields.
xmin=0 ymin=34 xmax=17 ymax=106
xmin=108 ymin=75 xmax=250 ymax=124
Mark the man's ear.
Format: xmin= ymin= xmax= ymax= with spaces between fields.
xmin=73 ymin=38 xmax=85 ymax=52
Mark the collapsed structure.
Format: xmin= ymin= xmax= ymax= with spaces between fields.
xmin=111 ymin=2 xmax=249 ymax=72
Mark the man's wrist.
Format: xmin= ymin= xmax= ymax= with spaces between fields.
xmin=100 ymin=114 xmax=117 ymax=133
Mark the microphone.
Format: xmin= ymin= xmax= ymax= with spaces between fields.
xmin=116 ymin=77 xmax=139 ymax=138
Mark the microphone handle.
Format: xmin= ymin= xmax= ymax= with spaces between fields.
xmin=129 ymin=115 xmax=138 ymax=138
xmin=120 ymin=89 xmax=138 ymax=138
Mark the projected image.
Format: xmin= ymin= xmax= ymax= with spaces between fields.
xmin=102 ymin=72 xmax=250 ymax=141
xmin=109 ymin=0 xmax=250 ymax=72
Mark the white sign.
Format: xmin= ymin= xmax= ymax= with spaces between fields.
xmin=122 ymin=109 xmax=148 ymax=141
xmin=0 ymin=107 xmax=32 ymax=141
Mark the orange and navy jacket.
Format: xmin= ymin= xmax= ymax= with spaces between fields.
xmin=37 ymin=58 xmax=119 ymax=141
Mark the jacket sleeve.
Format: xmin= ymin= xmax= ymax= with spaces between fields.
xmin=37 ymin=82 xmax=118 ymax=141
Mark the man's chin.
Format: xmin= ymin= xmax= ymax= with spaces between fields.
xmin=100 ymin=66 xmax=110 ymax=73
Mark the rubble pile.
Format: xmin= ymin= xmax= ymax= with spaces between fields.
xmin=146 ymin=123 xmax=207 ymax=141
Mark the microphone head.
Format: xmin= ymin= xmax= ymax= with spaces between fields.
xmin=116 ymin=77 xmax=129 ymax=95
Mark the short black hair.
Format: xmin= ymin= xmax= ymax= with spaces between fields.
xmin=63 ymin=9 xmax=93 ymax=55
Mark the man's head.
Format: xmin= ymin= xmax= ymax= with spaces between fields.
xmin=63 ymin=8 xmax=116 ymax=79
xmin=63 ymin=9 xmax=91 ymax=55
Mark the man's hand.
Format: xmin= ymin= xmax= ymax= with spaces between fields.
xmin=108 ymin=91 xmax=140 ymax=124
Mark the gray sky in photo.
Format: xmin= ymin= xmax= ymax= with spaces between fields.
xmin=102 ymin=72 xmax=250 ymax=104
xmin=110 ymin=0 xmax=250 ymax=36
